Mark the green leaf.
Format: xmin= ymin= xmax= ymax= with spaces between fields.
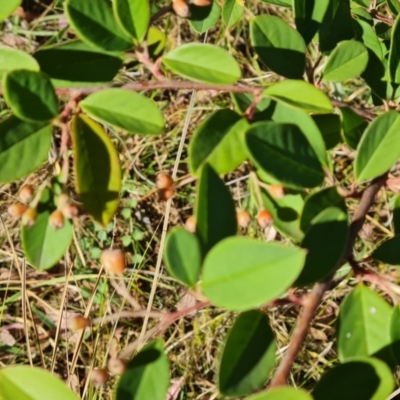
xmin=388 ymin=0 xmax=400 ymax=16
xmin=65 ymin=0 xmax=132 ymax=52
xmin=371 ymin=235 xmax=400 ymax=265
xmin=296 ymin=207 xmax=349 ymax=285
xmin=312 ymin=357 xmax=394 ymax=400
xmin=71 ymin=114 xmax=121 ymax=226
xmin=245 ymin=387 xmax=313 ymax=400
xmin=195 ymin=164 xmax=237 ymax=256
xmin=259 ymin=0 xmax=291 ymax=6
xmin=361 ymin=48 xmax=387 ymax=102
xmin=147 ymin=27 xmax=166 ymax=58
xmin=33 ymin=40 xmax=123 ymax=87
xmin=263 ymin=80 xmax=333 ymax=114
xmin=322 ymin=40 xmax=368 ymax=81
xmin=80 ymin=89 xmax=164 ymax=135
xmin=164 ymin=227 xmax=201 ymax=287
xmin=0 ymin=47 xmax=39 ymax=80
xmin=293 ymin=0 xmax=329 ymax=44
xmin=319 ymin=0 xmax=356 ymax=53
xmin=338 ymin=285 xmax=395 ymax=364
xmin=355 ymin=19 xmax=383 ymax=60
xmin=250 ymin=15 xmax=306 ymax=79
xmin=355 ymin=111 xmax=400 ymax=181
xmin=0 ymin=115 xmax=51 ymax=183
xmin=201 ymin=237 xmax=306 ymax=311
xmin=389 ymin=14 xmax=400 ymax=84
xmin=22 ymin=189 xmax=73 ymax=270
xmin=116 ymin=339 xmax=169 ymax=400
xmin=0 ymin=366 xmax=79 ymax=400
xmin=189 ymin=1 xmax=221 ymax=33
xmin=246 ymin=122 xmax=325 ymax=189
xmin=390 ymin=305 xmax=400 ymax=364
xmin=3 ymin=70 xmax=58 ymax=122
xmin=222 ymin=0 xmax=244 ymax=27
xmin=113 ymin=0 xmax=150 ymax=41
xmin=311 ymin=114 xmax=341 ymax=149
xmin=218 ymin=310 xmax=276 ymax=397
xmin=189 ymin=109 xmax=248 ymax=175
xmin=162 ymin=43 xmax=241 ymax=84
xmin=0 ymin=0 xmax=20 ymax=22
xmin=339 ymin=107 xmax=368 ymax=150
xmin=300 ymin=186 xmax=346 ymax=232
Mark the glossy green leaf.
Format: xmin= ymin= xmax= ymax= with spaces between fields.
xmin=339 ymin=107 xmax=368 ymax=150
xmin=259 ymin=0 xmax=291 ymax=6
xmin=323 ymin=40 xmax=368 ymax=81
xmin=164 ymin=227 xmax=201 ymax=287
xmin=361 ymin=48 xmax=387 ymax=102
xmin=71 ymin=114 xmax=121 ymax=226
xmin=246 ymin=122 xmax=324 ymax=189
xmin=218 ymin=310 xmax=276 ymax=397
xmin=0 ymin=115 xmax=51 ymax=183
xmin=0 ymin=47 xmax=39 ymax=80
xmin=189 ymin=109 xmax=248 ymax=175
xmin=390 ymin=305 xmax=400 ymax=364
xmin=311 ymin=114 xmax=341 ymax=149
xmin=22 ymin=189 xmax=73 ymax=270
xmin=162 ymin=43 xmax=241 ymax=84
xmin=113 ymin=0 xmax=150 ymax=41
xmin=355 ymin=111 xmax=400 ymax=181
xmin=371 ymin=235 xmax=400 ymax=265
xmin=338 ymin=285 xmax=395 ymax=363
xmin=147 ymin=27 xmax=166 ymax=58
xmin=116 ymin=339 xmax=169 ymax=400
xmin=246 ymin=387 xmax=313 ymax=400
xmin=250 ymin=15 xmax=306 ymax=79
xmin=80 ymin=89 xmax=164 ymax=135
xmin=201 ymin=237 xmax=306 ymax=311
xmin=313 ymin=357 xmax=394 ymax=400
xmin=189 ymin=1 xmax=221 ymax=33
xmin=388 ymin=0 xmax=400 ymax=15
xmin=296 ymin=207 xmax=349 ymax=285
xmin=389 ymin=14 xmax=400 ymax=84
xmin=300 ymin=186 xmax=346 ymax=232
xmin=263 ymin=80 xmax=333 ymax=114
xmin=293 ymin=0 xmax=329 ymax=44
xmin=0 ymin=0 xmax=20 ymax=22
xmin=355 ymin=19 xmax=383 ymax=60
xmin=222 ymin=0 xmax=244 ymax=27
xmin=65 ymin=0 xmax=132 ymax=51
xmin=0 ymin=366 xmax=79 ymax=400
xmin=319 ymin=0 xmax=356 ymax=53
xmin=195 ymin=164 xmax=237 ymax=256
xmin=33 ymin=40 xmax=123 ymax=87
xmin=3 ymin=70 xmax=58 ymax=122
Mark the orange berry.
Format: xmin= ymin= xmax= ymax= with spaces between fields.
xmin=185 ymin=215 xmax=196 ymax=233
xmin=237 ymin=210 xmax=251 ymax=229
xmin=156 ymin=173 xmax=174 ymax=189
xmin=101 ymin=249 xmax=126 ymax=274
xmin=18 ymin=185 xmax=34 ymax=203
xmin=107 ymin=357 xmax=127 ymax=375
xmin=268 ymin=184 xmax=285 ymax=199
xmin=61 ymin=203 xmax=80 ymax=219
xmin=22 ymin=207 xmax=37 ymax=227
xmin=56 ymin=193 xmax=70 ymax=209
xmin=8 ymin=203 xmax=28 ymax=218
xmin=158 ymin=187 xmax=175 ymax=201
xmin=67 ymin=315 xmax=90 ymax=331
xmin=90 ymin=368 xmax=109 ymax=387
xmin=257 ymin=209 xmax=273 ymax=229
xmin=49 ymin=210 xmax=65 ymax=229
xmin=172 ymin=0 xmax=191 ymax=17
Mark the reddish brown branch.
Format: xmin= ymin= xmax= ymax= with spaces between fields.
xmin=331 ymin=98 xmax=375 ymax=121
xmin=269 ymin=174 xmax=387 ymax=388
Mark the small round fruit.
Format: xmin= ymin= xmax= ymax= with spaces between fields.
xmin=18 ymin=185 xmax=34 ymax=203
xmin=61 ymin=204 xmax=80 ymax=219
xmin=158 ymin=187 xmax=175 ymax=201
xmin=172 ymin=0 xmax=191 ymax=17
xmin=101 ymin=249 xmax=126 ymax=274
xmin=156 ymin=173 xmax=174 ymax=189
xmin=22 ymin=207 xmax=37 ymax=227
xmin=56 ymin=193 xmax=70 ymax=209
xmin=268 ymin=184 xmax=285 ymax=199
xmin=107 ymin=357 xmax=127 ymax=375
xmin=237 ymin=210 xmax=251 ymax=229
xmin=67 ymin=315 xmax=90 ymax=331
xmin=49 ymin=210 xmax=65 ymax=229
xmin=185 ymin=215 xmax=196 ymax=233
xmin=90 ymin=368 xmax=109 ymax=387
xmin=257 ymin=209 xmax=273 ymax=229
xmin=8 ymin=203 xmax=28 ymax=218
